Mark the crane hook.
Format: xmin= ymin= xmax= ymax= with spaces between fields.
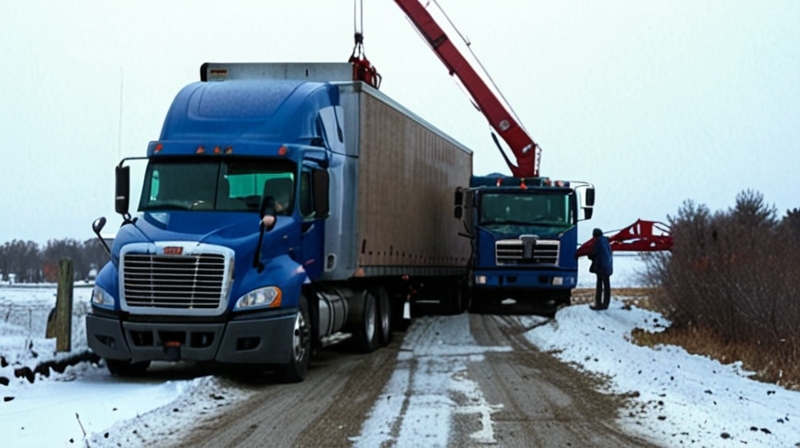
xmin=348 ymin=0 xmax=381 ymax=89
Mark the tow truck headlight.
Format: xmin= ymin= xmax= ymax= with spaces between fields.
xmin=475 ymin=275 xmax=487 ymax=285
xmin=552 ymin=277 xmax=564 ymax=286
xmin=235 ymin=286 xmax=282 ymax=310
xmin=91 ymin=285 xmax=116 ymax=309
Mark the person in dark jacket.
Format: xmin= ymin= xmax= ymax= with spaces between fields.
xmin=588 ymin=228 xmax=613 ymax=310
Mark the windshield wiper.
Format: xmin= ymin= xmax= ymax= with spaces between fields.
xmin=482 ymin=219 xmax=534 ymax=226
xmin=142 ymin=202 xmax=191 ymax=211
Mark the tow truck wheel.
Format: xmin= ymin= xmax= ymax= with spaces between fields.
xmin=275 ymin=294 xmax=311 ymax=383
xmin=105 ymin=359 xmax=151 ymax=377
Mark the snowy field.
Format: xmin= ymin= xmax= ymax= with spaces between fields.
xmin=1 ymin=257 xmax=798 ymax=447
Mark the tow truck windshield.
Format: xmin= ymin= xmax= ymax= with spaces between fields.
xmin=479 ymin=191 xmax=573 ymax=228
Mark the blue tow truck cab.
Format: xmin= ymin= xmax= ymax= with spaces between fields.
xmin=86 ymin=63 xmax=473 ymax=382
xmin=455 ymin=174 xmax=595 ymax=312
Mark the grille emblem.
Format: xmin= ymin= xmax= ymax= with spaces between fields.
xmin=163 ymin=246 xmax=183 ymax=255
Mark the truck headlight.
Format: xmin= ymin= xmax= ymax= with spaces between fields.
xmin=552 ymin=277 xmax=564 ymax=286
xmin=475 ymin=275 xmax=487 ymax=285
xmin=235 ymin=286 xmax=282 ymax=310
xmin=91 ymin=285 xmax=116 ymax=309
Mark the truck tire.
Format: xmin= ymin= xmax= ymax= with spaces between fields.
xmin=105 ymin=359 xmax=151 ymax=377
xmin=357 ymin=290 xmax=380 ymax=353
xmin=373 ymin=287 xmax=392 ymax=346
xmin=274 ymin=295 xmax=311 ymax=383
xmin=442 ymin=283 xmax=466 ymax=315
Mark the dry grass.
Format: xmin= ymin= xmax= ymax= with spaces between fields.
xmin=572 ymin=288 xmax=800 ymax=391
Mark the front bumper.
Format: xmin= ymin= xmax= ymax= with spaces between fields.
xmin=472 ymin=267 xmax=576 ymax=293
xmin=86 ymin=310 xmax=297 ymax=365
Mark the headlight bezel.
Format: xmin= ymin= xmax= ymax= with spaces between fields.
xmin=234 ymin=286 xmax=282 ymax=311
xmin=91 ymin=285 xmax=116 ymax=310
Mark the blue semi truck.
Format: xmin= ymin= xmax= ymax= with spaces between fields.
xmin=86 ymin=63 xmax=472 ymax=382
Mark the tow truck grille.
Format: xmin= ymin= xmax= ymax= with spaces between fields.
xmin=496 ymin=239 xmax=559 ymax=265
xmin=122 ymin=253 xmax=226 ymax=309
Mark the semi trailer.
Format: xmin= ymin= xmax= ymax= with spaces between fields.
xmin=86 ymin=62 xmax=472 ymax=382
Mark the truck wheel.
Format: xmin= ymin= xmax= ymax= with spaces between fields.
xmin=275 ymin=295 xmax=311 ymax=383
xmin=442 ymin=284 xmax=466 ymax=315
xmin=357 ymin=290 xmax=380 ymax=353
xmin=105 ymin=359 xmax=151 ymax=377
xmin=373 ymin=287 xmax=392 ymax=346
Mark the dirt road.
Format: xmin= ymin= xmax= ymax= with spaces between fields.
xmin=177 ymin=312 xmax=657 ymax=447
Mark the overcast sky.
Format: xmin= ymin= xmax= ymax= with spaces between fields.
xmin=1 ymin=0 xmax=798 ymax=246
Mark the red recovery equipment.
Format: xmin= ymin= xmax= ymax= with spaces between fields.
xmin=576 ymin=219 xmax=674 ymax=257
xmin=391 ymin=0 xmax=540 ymax=178
xmin=348 ymin=0 xmax=382 ymax=89
xmin=356 ymin=1 xmax=673 ymax=256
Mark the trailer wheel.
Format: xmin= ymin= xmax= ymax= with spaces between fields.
xmin=373 ymin=287 xmax=392 ymax=346
xmin=275 ymin=294 xmax=311 ymax=383
xmin=357 ymin=290 xmax=380 ymax=353
xmin=105 ymin=359 xmax=151 ymax=377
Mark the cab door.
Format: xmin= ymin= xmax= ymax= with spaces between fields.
xmin=298 ymin=167 xmax=329 ymax=280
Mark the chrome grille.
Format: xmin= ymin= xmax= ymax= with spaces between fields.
xmin=496 ymin=239 xmax=559 ymax=265
xmin=122 ymin=253 xmax=226 ymax=309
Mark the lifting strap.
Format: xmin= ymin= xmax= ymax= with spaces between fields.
xmin=348 ymin=1 xmax=381 ymax=89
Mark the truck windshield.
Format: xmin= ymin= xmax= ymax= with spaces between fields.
xmin=138 ymin=158 xmax=296 ymax=214
xmin=479 ymin=191 xmax=573 ymax=228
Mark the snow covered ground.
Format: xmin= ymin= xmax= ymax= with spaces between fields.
xmin=1 ymin=257 xmax=798 ymax=447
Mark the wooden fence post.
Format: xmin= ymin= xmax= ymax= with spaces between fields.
xmin=55 ymin=258 xmax=73 ymax=353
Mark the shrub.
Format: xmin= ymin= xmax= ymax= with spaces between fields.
xmin=647 ymin=190 xmax=800 ymax=368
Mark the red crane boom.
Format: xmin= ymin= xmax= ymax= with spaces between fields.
xmin=392 ymin=0 xmax=539 ymax=178
xmin=367 ymin=1 xmax=673 ymax=255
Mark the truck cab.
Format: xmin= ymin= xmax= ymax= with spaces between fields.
xmin=456 ymin=174 xmax=594 ymax=312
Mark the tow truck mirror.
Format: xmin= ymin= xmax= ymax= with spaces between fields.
xmin=585 ymin=188 xmax=595 ymax=207
xmin=115 ymin=165 xmax=130 ymax=215
xmin=584 ymin=207 xmax=594 ymax=220
xmin=313 ymin=169 xmax=330 ymax=218
xmin=454 ymin=188 xmax=464 ymax=219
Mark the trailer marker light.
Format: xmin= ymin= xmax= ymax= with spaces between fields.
xmin=225 ymin=146 xmax=233 ymax=154
xmin=213 ymin=146 xmax=221 ymax=154
xmin=154 ymin=143 xmax=163 ymax=153
xmin=196 ymin=146 xmax=206 ymax=154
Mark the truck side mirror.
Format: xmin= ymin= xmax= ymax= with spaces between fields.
xmin=259 ymin=196 xmax=277 ymax=219
xmin=115 ymin=165 xmax=130 ymax=216
xmin=313 ymin=169 xmax=330 ymax=218
xmin=584 ymin=207 xmax=594 ymax=220
xmin=454 ymin=188 xmax=464 ymax=219
xmin=585 ymin=188 xmax=595 ymax=207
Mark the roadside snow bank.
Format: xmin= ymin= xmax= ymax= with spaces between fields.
xmin=522 ymin=299 xmax=800 ymax=447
